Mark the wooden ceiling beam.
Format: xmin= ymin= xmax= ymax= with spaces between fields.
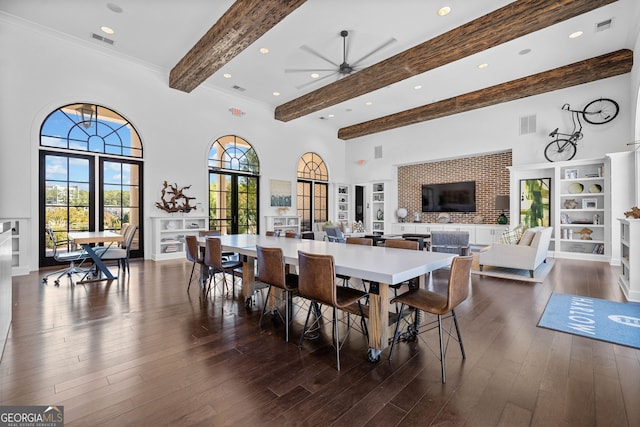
xmin=337 ymin=49 xmax=633 ymax=140
xmin=275 ymin=0 xmax=617 ymax=122
xmin=169 ymin=0 xmax=306 ymax=93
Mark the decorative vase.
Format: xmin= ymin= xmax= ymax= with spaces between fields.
xmin=497 ymin=213 xmax=508 ymax=224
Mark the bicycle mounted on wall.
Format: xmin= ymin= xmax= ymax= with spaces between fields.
xmin=544 ymin=98 xmax=619 ymax=162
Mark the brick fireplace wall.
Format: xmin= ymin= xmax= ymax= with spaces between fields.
xmin=397 ymin=151 xmax=512 ymax=224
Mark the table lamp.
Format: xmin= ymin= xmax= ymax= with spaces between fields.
xmin=397 ymin=208 xmax=408 ymax=222
xmin=495 ymin=195 xmax=509 ymax=224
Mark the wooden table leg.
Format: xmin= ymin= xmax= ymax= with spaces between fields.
xmin=367 ymin=281 xmax=389 ymax=362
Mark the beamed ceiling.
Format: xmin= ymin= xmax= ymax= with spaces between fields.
xmin=3 ymin=0 xmax=638 ymax=140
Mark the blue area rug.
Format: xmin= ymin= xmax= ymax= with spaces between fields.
xmin=538 ymin=293 xmax=640 ymax=349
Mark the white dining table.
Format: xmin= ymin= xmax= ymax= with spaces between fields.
xmin=202 ymin=234 xmax=454 ymax=361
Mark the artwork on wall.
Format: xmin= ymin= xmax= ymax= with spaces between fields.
xmin=270 ymin=179 xmax=292 ymax=207
xmin=520 ymin=178 xmax=551 ymax=228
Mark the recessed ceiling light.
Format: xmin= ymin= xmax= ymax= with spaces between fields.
xmin=223 ymin=73 xmax=232 ymax=79
xmin=273 ymin=91 xmax=280 ymax=96
xmin=519 ymin=48 xmax=532 ymax=55
xmin=569 ymin=30 xmax=583 ymax=39
xmin=259 ymin=47 xmax=269 ymax=54
xmin=478 ymin=63 xmax=489 ymax=69
xmin=310 ymin=73 xmax=319 ymax=79
xmin=106 ymin=3 xmax=122 ymax=13
xmin=101 ymin=26 xmax=115 ymax=35
xmin=414 ymin=85 xmax=422 ymax=90
xmin=328 ymin=114 xmax=335 ymax=118
xmin=438 ymin=6 xmax=451 ymax=16
xmin=365 ymin=101 xmax=373 ymax=106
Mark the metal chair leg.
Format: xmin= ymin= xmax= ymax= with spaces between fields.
xmin=437 ymin=314 xmax=446 ymax=383
xmin=388 ymin=304 xmax=405 ymax=360
xmin=258 ymin=286 xmax=273 ymax=330
xmin=452 ymin=309 xmax=465 ymax=359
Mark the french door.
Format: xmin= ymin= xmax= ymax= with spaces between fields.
xmin=40 ymin=151 xmax=143 ymax=266
xmin=209 ymin=172 xmax=258 ymax=234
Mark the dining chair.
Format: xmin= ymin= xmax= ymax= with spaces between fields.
xmin=199 ymin=229 xmax=235 ymax=259
xmin=388 ymin=255 xmax=473 ymax=383
xmin=256 ymin=246 xmax=299 ymax=342
xmin=96 ymin=224 xmax=138 ymax=274
xmin=338 ymin=237 xmax=373 ymax=288
xmin=284 ymin=231 xmax=301 ymax=239
xmin=42 ymin=226 xmax=90 ymax=286
xmin=384 ymin=239 xmax=420 ymax=310
xmin=297 ymin=250 xmax=368 ymax=371
xmin=203 ymin=237 xmax=242 ymax=299
xmin=185 ymin=235 xmax=206 ymax=292
xmin=324 ymin=226 xmax=346 ymax=243
xmin=430 ymin=231 xmax=471 ymax=256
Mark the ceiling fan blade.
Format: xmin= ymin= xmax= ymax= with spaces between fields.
xmin=284 ymin=68 xmax=337 ymax=73
xmin=295 ymin=71 xmax=339 ymax=90
xmin=351 ymin=37 xmax=397 ymax=67
xmin=300 ymin=45 xmax=340 ymax=67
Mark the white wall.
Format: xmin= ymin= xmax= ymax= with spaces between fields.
xmin=0 ymin=17 xmax=346 ymax=269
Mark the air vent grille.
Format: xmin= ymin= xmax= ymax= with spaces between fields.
xmin=374 ymin=145 xmax=382 ymax=159
xmin=91 ymin=33 xmax=114 ymax=45
xmin=596 ymin=19 xmax=612 ymax=32
xmin=519 ymin=115 xmax=536 ymax=135
xmin=232 ymin=85 xmax=246 ymax=92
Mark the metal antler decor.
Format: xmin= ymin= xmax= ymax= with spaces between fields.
xmin=156 ymin=181 xmax=197 ymax=213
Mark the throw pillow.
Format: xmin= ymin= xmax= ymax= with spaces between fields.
xmin=499 ymin=227 xmax=523 ymax=244
xmin=518 ymin=229 xmax=536 ymax=246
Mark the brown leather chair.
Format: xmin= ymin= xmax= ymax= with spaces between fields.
xmin=266 ymin=230 xmax=280 ymax=237
xmin=384 ymin=239 xmax=420 ymax=309
xmin=339 ymin=237 xmax=373 ymax=288
xmin=284 ymin=231 xmax=301 ymax=239
xmin=345 ymin=237 xmax=373 ymax=245
xmin=297 ymin=250 xmax=368 ymax=371
xmin=388 ymin=255 xmax=473 ymax=383
xmin=203 ymin=237 xmax=242 ymax=299
xmin=256 ymin=246 xmax=299 ymax=342
xmin=185 ymin=235 xmax=205 ymax=292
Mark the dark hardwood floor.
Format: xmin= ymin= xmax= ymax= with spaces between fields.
xmin=1 ymin=257 xmax=639 ymax=426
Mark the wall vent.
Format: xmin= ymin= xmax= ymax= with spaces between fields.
xmin=596 ymin=19 xmax=612 ymax=32
xmin=232 ymin=85 xmax=246 ymax=92
xmin=91 ymin=33 xmax=114 ymax=45
xmin=374 ymin=145 xmax=382 ymax=159
xmin=519 ymin=114 xmax=536 ymax=135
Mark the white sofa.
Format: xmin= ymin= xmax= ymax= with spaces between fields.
xmin=478 ymin=226 xmax=552 ymax=278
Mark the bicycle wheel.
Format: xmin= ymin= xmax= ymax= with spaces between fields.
xmin=544 ymin=139 xmax=577 ymax=162
xmin=582 ymin=98 xmax=619 ymax=125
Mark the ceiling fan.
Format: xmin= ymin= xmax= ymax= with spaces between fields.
xmin=285 ymin=30 xmax=396 ymax=89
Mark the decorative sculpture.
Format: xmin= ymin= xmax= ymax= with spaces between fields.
xmin=576 ymin=227 xmax=593 ymax=240
xmin=155 ymin=181 xmax=197 ymax=213
xmin=624 ymin=206 xmax=640 ymax=219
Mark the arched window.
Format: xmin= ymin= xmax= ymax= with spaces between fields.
xmin=39 ymin=103 xmax=143 ymax=267
xmin=208 ymin=135 xmax=260 ymax=234
xmin=297 ymin=152 xmax=328 ymax=231
xmin=41 ymin=103 xmax=142 ymax=157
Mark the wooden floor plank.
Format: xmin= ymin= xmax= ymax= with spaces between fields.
xmin=1 ymin=258 xmax=638 ymax=426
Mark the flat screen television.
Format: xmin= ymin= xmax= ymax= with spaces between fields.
xmin=421 ymin=181 xmax=476 ymax=213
